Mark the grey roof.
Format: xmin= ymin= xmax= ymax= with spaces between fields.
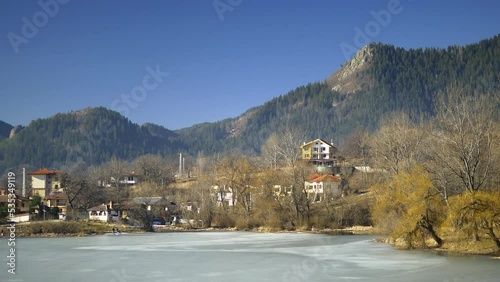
xmin=87 ymin=204 xmax=109 ymax=212
xmin=131 ymin=197 xmax=168 ymax=205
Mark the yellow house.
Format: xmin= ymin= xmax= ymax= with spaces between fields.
xmin=29 ymin=168 xmax=63 ymax=198
xmin=301 ymin=139 xmax=341 ymax=174
xmin=300 ymin=138 xmax=338 ymax=160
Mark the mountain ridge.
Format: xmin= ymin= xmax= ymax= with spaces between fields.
xmin=1 ymin=34 xmax=499 ymax=173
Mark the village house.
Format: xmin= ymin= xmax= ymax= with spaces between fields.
xmin=0 ymin=187 xmax=31 ymax=222
xmin=300 ymin=138 xmax=341 ymax=174
xmin=44 ymin=191 xmax=68 ymax=219
xmin=29 ymin=168 xmax=64 ymax=198
xmin=98 ymin=172 xmax=140 ymax=188
xmin=130 ymin=197 xmax=174 ymax=211
xmin=128 ymin=197 xmax=177 ymax=224
xmin=304 ymin=173 xmax=342 ymax=202
xmin=182 ymin=200 xmax=199 ymax=213
xmin=273 ymin=184 xmax=293 ymax=198
xmin=87 ymin=201 xmax=124 ymax=223
xmin=211 ymin=184 xmax=236 ymax=207
xmin=28 ymin=168 xmax=73 ymax=220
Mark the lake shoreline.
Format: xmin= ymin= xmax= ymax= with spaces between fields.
xmin=6 ymin=221 xmax=499 ymax=258
xmin=377 ymin=236 xmax=500 ymax=258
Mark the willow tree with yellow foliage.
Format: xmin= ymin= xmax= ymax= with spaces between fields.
xmin=446 ymin=191 xmax=500 ymax=248
xmin=370 ymin=87 xmax=500 ymax=251
xmin=428 ymin=88 xmax=500 ymax=246
xmin=372 ymin=167 xmax=444 ymax=248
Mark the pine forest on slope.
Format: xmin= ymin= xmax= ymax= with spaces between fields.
xmin=0 ymin=35 xmax=498 ymax=173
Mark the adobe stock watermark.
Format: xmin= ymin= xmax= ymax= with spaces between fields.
xmin=111 ymin=64 xmax=169 ymax=117
xmin=7 ymin=0 xmax=70 ymax=54
xmin=281 ymin=235 xmax=337 ymax=281
xmin=213 ymin=0 xmax=243 ymax=22
xmin=109 ymin=268 xmax=136 ymax=282
xmin=75 ymin=64 xmax=169 ymax=161
xmin=339 ymin=0 xmax=407 ymax=60
xmin=6 ymin=172 xmax=17 ymax=275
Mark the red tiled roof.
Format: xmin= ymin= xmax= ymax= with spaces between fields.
xmin=306 ymin=173 xmax=321 ymax=181
xmin=307 ymin=174 xmax=340 ymax=183
xmin=29 ymin=168 xmax=63 ymax=175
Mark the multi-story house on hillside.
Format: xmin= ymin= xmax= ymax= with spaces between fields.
xmin=98 ymin=172 xmax=140 ymax=188
xmin=300 ymin=138 xmax=341 ymax=174
xmin=29 ymin=168 xmax=64 ymax=198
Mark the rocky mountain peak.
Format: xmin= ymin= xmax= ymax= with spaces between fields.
xmin=9 ymin=125 xmax=25 ymax=139
xmin=327 ymin=44 xmax=374 ymax=94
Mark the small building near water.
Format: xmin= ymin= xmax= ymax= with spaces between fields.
xmin=87 ymin=202 xmax=123 ymax=223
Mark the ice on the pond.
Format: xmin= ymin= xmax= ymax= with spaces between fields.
xmin=1 ymin=232 xmax=499 ymax=282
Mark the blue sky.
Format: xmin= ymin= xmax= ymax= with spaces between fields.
xmin=1 ymin=0 xmax=499 ymax=130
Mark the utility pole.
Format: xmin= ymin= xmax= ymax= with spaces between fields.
xmin=22 ymin=167 xmax=26 ymax=197
xmin=179 ymin=153 xmax=182 ymax=177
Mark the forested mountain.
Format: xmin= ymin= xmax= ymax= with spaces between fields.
xmin=0 ymin=107 xmax=183 ymax=172
xmin=177 ymin=34 xmax=500 ymax=153
xmin=1 ymin=35 xmax=498 ymax=173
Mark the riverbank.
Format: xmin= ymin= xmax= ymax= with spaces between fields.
xmin=11 ymin=230 xmax=500 ymax=281
xmin=5 ymin=220 xmax=376 ymax=237
xmin=152 ymin=224 xmax=377 ymax=236
xmin=6 ymin=221 xmax=498 ymax=258
xmin=1 ymin=220 xmax=142 ymax=237
xmin=435 ymin=238 xmax=500 ymax=257
xmin=381 ymin=234 xmax=500 ymax=258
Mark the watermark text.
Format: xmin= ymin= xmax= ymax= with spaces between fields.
xmin=6 ymin=171 xmax=17 ymax=275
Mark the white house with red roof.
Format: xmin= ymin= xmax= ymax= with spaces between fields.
xmin=304 ymin=173 xmax=342 ymax=202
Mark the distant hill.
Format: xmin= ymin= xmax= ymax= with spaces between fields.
xmin=0 ymin=121 xmax=13 ymax=140
xmin=1 ymin=35 xmax=499 ymax=172
xmin=0 ymin=107 xmax=183 ymax=172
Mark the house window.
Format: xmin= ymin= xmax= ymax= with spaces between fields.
xmin=55 ymin=185 xmax=59 ymax=189
xmin=128 ymin=176 xmax=134 ymax=181
xmin=321 ymin=147 xmax=326 ymax=151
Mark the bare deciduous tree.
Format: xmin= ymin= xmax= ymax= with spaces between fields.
xmin=134 ymin=154 xmax=175 ymax=188
xmin=431 ymin=88 xmax=497 ymax=194
xmin=368 ymin=112 xmax=428 ymax=175
xmin=261 ymin=133 xmax=281 ymax=170
xmin=216 ymin=155 xmax=257 ymax=218
xmin=61 ymin=163 xmax=105 ymax=218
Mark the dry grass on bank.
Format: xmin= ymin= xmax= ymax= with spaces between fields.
xmin=7 ymin=221 xmax=141 ymax=237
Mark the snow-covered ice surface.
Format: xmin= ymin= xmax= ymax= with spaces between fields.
xmin=1 ymin=231 xmax=499 ymax=282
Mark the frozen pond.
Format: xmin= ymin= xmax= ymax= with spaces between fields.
xmin=1 ymin=231 xmax=499 ymax=281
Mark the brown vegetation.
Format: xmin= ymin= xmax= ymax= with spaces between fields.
xmin=369 ymin=87 xmax=500 ymax=254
